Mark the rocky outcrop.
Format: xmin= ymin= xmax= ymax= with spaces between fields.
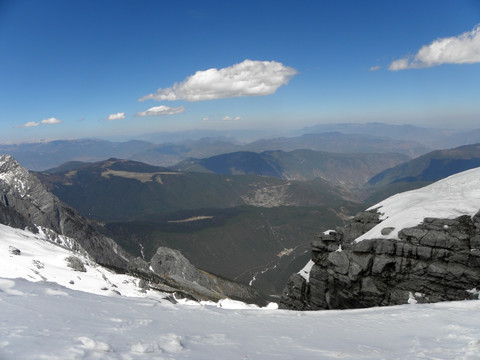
xmin=150 ymin=247 xmax=265 ymax=304
xmin=280 ymin=210 xmax=480 ymax=310
xmin=0 ymin=154 xmax=133 ymax=269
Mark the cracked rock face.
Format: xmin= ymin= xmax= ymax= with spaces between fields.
xmin=150 ymin=247 xmax=265 ymax=304
xmin=280 ymin=210 xmax=480 ymax=310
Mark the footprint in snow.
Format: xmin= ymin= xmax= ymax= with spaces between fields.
xmin=157 ymin=333 xmax=184 ymax=354
xmin=130 ymin=334 xmax=184 ymax=355
xmin=463 ymin=339 xmax=480 ymax=359
xmin=77 ymin=336 xmax=112 ymax=352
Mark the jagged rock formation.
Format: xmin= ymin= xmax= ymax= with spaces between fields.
xmin=0 ymin=154 xmax=132 ymax=269
xmin=150 ymin=247 xmax=264 ymax=303
xmin=0 ymin=154 xmax=263 ymax=304
xmin=280 ymin=210 xmax=480 ymax=310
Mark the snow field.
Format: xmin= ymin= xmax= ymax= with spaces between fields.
xmin=356 ymin=167 xmax=480 ymax=242
xmin=0 ymin=223 xmax=158 ymax=298
xmin=2 ymin=278 xmax=480 ymax=359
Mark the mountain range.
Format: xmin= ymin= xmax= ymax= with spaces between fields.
xmin=36 ymin=158 xmax=357 ymax=221
xmin=369 ymin=143 xmax=480 ymax=187
xmin=173 ymin=149 xmax=409 ymax=188
xmin=0 ymin=126 xmax=431 ymax=171
xmin=299 ymin=122 xmax=480 ymax=149
xmin=364 ymin=143 xmax=480 ymax=203
xmin=34 ymin=157 xmax=362 ymax=295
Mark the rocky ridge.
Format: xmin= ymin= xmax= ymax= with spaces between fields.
xmin=0 ymin=154 xmax=131 ymax=269
xmin=281 ymin=210 xmax=480 ymax=310
xmin=280 ymin=170 xmax=480 ymax=310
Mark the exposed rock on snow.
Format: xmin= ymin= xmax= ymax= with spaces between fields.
xmin=151 ymin=247 xmax=264 ymax=304
xmin=8 ymin=246 xmax=21 ymax=255
xmin=65 ymin=256 xmax=87 ymax=272
xmin=281 ymin=168 xmax=480 ymax=310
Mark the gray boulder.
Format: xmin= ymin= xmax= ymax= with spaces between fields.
xmin=150 ymin=247 xmax=265 ymax=304
xmin=65 ymin=256 xmax=87 ymax=272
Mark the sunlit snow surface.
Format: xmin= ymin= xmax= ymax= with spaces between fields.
xmin=356 ymin=167 xmax=480 ymax=242
xmin=0 ymin=223 xmax=152 ymax=298
xmin=2 ymin=279 xmax=480 ymax=359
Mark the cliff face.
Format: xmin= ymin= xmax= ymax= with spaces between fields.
xmin=280 ymin=210 xmax=480 ymax=310
xmin=0 ymin=154 xmax=132 ymax=269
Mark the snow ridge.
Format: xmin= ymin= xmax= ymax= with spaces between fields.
xmin=0 ymin=223 xmax=151 ymax=297
xmin=356 ymin=167 xmax=480 ymax=242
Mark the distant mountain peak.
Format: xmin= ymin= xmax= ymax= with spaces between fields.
xmin=0 ymin=154 xmax=43 ymax=199
xmin=0 ymin=154 xmax=26 ymax=174
xmin=0 ymin=154 xmax=132 ymax=269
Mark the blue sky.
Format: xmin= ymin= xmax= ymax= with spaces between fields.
xmin=1 ymin=0 xmax=479 ymax=143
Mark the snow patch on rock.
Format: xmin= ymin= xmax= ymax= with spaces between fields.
xmin=356 ymin=167 xmax=480 ymax=242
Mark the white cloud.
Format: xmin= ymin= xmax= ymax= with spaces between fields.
xmin=222 ymin=116 xmax=241 ymax=121
xmin=389 ymin=58 xmax=410 ymax=71
xmin=139 ymin=59 xmax=297 ymax=102
xmin=106 ymin=112 xmax=125 ymax=121
xmin=15 ymin=117 xmax=62 ymax=128
xmin=15 ymin=121 xmax=39 ymax=128
xmin=136 ymin=105 xmax=185 ymax=117
xmin=40 ymin=117 xmax=62 ymax=125
xmin=369 ymin=65 xmax=381 ymax=71
xmin=389 ymin=24 xmax=480 ymax=71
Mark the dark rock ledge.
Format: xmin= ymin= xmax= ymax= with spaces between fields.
xmin=280 ymin=210 xmax=480 ymax=310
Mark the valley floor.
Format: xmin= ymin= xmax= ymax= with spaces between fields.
xmin=1 ymin=278 xmax=480 ymax=359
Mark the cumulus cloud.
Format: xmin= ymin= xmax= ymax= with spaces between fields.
xmin=106 ymin=112 xmax=125 ymax=121
xmin=40 ymin=117 xmax=62 ymax=125
xmin=136 ymin=105 xmax=185 ymax=117
xmin=389 ymin=24 xmax=480 ymax=71
xmin=15 ymin=117 xmax=62 ymax=128
xmin=139 ymin=59 xmax=297 ymax=102
xmin=369 ymin=65 xmax=381 ymax=71
xmin=15 ymin=121 xmax=39 ymax=128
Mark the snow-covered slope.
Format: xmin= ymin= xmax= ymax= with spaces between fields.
xmin=2 ymin=277 xmax=480 ymax=359
xmin=0 ymin=223 xmax=154 ymax=297
xmin=357 ymin=167 xmax=480 ymax=242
